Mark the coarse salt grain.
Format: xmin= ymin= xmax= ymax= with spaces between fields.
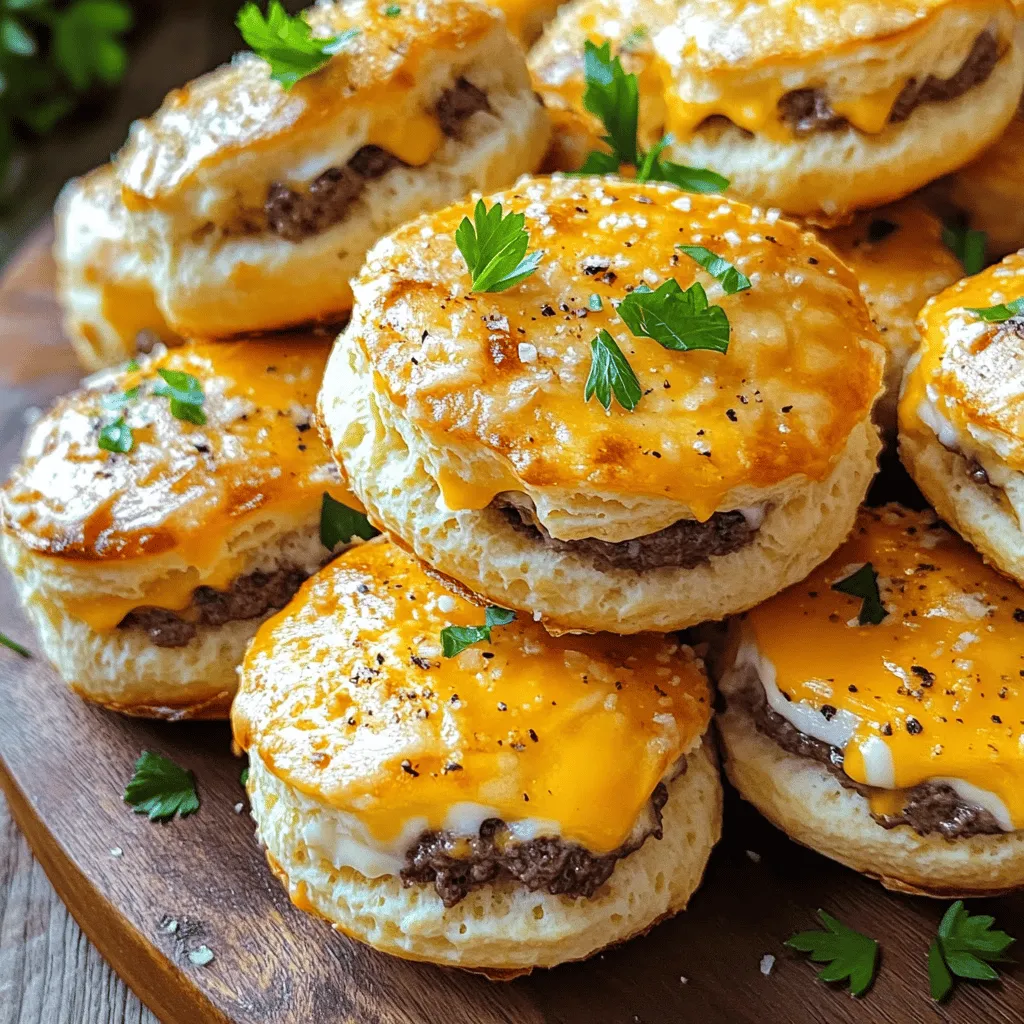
xmin=518 ymin=342 xmax=538 ymax=363
xmin=437 ymin=595 xmax=457 ymax=613
xmin=760 ymin=954 xmax=775 ymax=976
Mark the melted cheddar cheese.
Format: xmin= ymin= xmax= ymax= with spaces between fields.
xmin=488 ymin=0 xmax=562 ymax=44
xmin=350 ymin=177 xmax=884 ymax=521
xmin=116 ymin=0 xmax=498 ymax=204
xmin=899 ymin=251 xmax=1024 ymax=471
xmin=743 ymin=505 xmax=1024 ymax=830
xmin=233 ymin=539 xmax=711 ymax=853
xmin=0 ymin=336 xmax=355 ymax=628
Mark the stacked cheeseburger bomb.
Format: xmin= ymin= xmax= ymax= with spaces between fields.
xmin=3 ymin=0 xmax=1024 ymax=978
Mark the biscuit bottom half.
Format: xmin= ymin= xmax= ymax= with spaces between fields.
xmin=247 ymin=741 xmax=722 ymax=977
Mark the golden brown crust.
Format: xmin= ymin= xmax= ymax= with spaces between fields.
xmin=345 ymin=176 xmax=884 ymax=521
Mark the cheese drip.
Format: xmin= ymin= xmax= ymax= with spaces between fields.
xmin=742 ymin=505 xmax=1024 ymax=831
xmin=234 ymin=539 xmax=712 ymax=855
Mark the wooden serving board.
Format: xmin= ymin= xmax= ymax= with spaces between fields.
xmin=1 ymin=228 xmax=1023 ymax=1024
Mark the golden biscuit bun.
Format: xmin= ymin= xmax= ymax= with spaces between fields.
xmin=941 ymin=103 xmax=1024 ymax=257
xmin=491 ymin=0 xmax=564 ymax=45
xmin=899 ymin=252 xmax=1024 ymax=583
xmin=815 ymin=199 xmax=963 ymax=437
xmin=54 ymin=166 xmax=181 ymax=371
xmin=717 ymin=504 xmax=1024 ymax=896
xmin=233 ymin=538 xmax=720 ymax=974
xmin=531 ymin=0 xmax=1024 ymax=219
xmin=319 ymin=176 xmax=885 ymax=634
xmin=0 ymin=337 xmax=354 ymax=717
xmin=115 ymin=0 xmax=550 ymax=337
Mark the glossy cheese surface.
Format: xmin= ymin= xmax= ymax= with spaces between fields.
xmin=117 ymin=0 xmax=496 ymax=200
xmin=745 ymin=505 xmax=1024 ymax=829
xmin=233 ymin=538 xmax=711 ymax=853
xmin=900 ymin=251 xmax=1024 ymax=470
xmin=351 ymin=177 xmax=883 ymax=519
xmin=0 ymin=336 xmax=351 ymax=566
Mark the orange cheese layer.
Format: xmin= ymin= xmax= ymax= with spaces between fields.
xmin=117 ymin=0 xmax=497 ymax=203
xmin=233 ymin=539 xmax=711 ymax=853
xmin=354 ymin=179 xmax=883 ymax=520
xmin=0 ymin=336 xmax=355 ymax=628
xmin=899 ymin=251 xmax=1024 ymax=470
xmin=745 ymin=505 xmax=1024 ymax=829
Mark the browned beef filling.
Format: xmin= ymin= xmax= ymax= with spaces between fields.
xmin=265 ymin=78 xmax=491 ymax=242
xmin=119 ymin=565 xmax=312 ymax=648
xmin=777 ymin=31 xmax=999 ymax=135
xmin=402 ymin=775 xmax=674 ymax=907
xmin=731 ymin=669 xmax=1003 ymax=840
xmin=492 ymin=493 xmax=757 ymax=572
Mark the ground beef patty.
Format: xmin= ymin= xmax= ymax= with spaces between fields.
xmin=493 ymin=493 xmax=759 ymax=572
xmin=402 ymin=776 xmax=674 ymax=907
xmin=119 ymin=565 xmax=312 ymax=648
xmin=731 ymin=669 xmax=1003 ymax=840
xmin=265 ymin=78 xmax=490 ymax=242
xmin=777 ymin=31 xmax=999 ymax=135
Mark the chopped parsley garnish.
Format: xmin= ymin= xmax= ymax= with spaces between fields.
xmin=588 ymin=293 xmax=603 ymax=311
xmin=585 ymin=329 xmax=642 ymax=412
xmin=929 ymin=901 xmax=1015 ymax=1002
xmin=441 ymin=606 xmax=515 ymax=657
xmin=619 ymin=25 xmax=648 ymax=53
xmin=153 ymin=368 xmax=206 ymax=425
xmin=236 ymin=0 xmax=359 ymax=89
xmin=618 ymin=279 xmax=730 ymax=354
xmin=124 ymin=751 xmax=200 ymax=822
xmin=677 ymin=245 xmax=751 ymax=295
xmin=0 ymin=632 xmax=31 ymax=658
xmin=98 ymin=417 xmax=133 ymax=453
xmin=240 ymin=764 xmax=250 ymax=787
xmin=831 ymin=562 xmax=886 ymax=625
xmin=942 ymin=223 xmax=987 ymax=276
xmin=455 ymin=199 xmax=543 ymax=293
xmin=575 ymin=40 xmax=728 ymax=194
xmin=383 ymin=3 xmax=401 ymax=15
xmin=786 ymin=910 xmax=879 ymax=998
xmin=966 ymin=297 xmax=1024 ymax=323
xmin=320 ymin=492 xmax=379 ymax=549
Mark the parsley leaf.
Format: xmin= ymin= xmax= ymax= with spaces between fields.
xmin=677 ymin=245 xmax=751 ymax=295
xmin=831 ymin=562 xmax=886 ymax=625
xmin=786 ymin=910 xmax=879 ymax=998
xmin=441 ymin=606 xmax=515 ymax=658
xmin=237 ymin=1 xmax=358 ymax=89
xmin=585 ymin=329 xmax=642 ymax=412
xmin=942 ymin=223 xmax=987 ymax=276
xmin=929 ymin=901 xmax=1015 ymax=1002
xmin=320 ymin=492 xmax=379 ymax=549
xmin=153 ymin=367 xmax=206 ymax=425
xmin=240 ymin=764 xmax=250 ymax=787
xmin=383 ymin=3 xmax=401 ymax=15
xmin=619 ymin=25 xmax=647 ymax=53
xmin=455 ymin=199 xmax=542 ymax=293
xmin=575 ymin=40 xmax=728 ymax=194
xmin=124 ymin=751 xmax=200 ymax=822
xmin=52 ymin=0 xmax=132 ymax=91
xmin=0 ymin=632 xmax=31 ymax=658
xmin=98 ymin=417 xmax=133 ymax=453
xmin=966 ymin=298 xmax=1024 ymax=323
xmin=618 ymin=279 xmax=730 ymax=354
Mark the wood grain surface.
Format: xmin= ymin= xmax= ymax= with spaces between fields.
xmin=1 ymin=231 xmax=1023 ymax=1024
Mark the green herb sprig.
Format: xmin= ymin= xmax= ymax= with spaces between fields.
xmin=943 ymin=223 xmax=987 ymax=276
xmin=0 ymin=631 xmax=31 ymax=657
xmin=441 ymin=606 xmax=515 ymax=657
xmin=124 ymin=751 xmax=200 ymax=823
xmin=831 ymin=562 xmax=886 ymax=625
xmin=237 ymin=0 xmax=358 ymax=89
xmin=455 ymin=199 xmax=543 ymax=293
xmin=786 ymin=910 xmax=879 ymax=998
xmin=320 ymin=492 xmax=379 ymax=549
xmin=153 ymin=367 xmax=206 ymax=425
xmin=929 ymin=901 xmax=1015 ymax=1002
xmin=618 ymin=279 xmax=730 ymax=354
xmin=966 ymin=298 xmax=1024 ymax=323
xmin=585 ymin=329 xmax=642 ymax=412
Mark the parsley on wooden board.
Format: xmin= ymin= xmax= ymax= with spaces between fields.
xmin=966 ymin=297 xmax=1024 ymax=323
xmin=455 ymin=199 xmax=543 ymax=293
xmin=441 ymin=606 xmax=516 ymax=657
xmin=124 ymin=751 xmax=200 ymax=822
xmin=618 ymin=280 xmax=730 ymax=354
xmin=237 ymin=0 xmax=358 ymax=89
xmin=786 ymin=910 xmax=879 ymax=997
xmin=584 ymin=329 xmax=642 ymax=412
xmin=320 ymin=492 xmax=379 ymax=549
xmin=575 ymin=40 xmax=728 ymax=194
xmin=928 ymin=901 xmax=1015 ymax=1002
xmin=0 ymin=631 xmax=30 ymax=657
xmin=831 ymin=562 xmax=886 ymax=625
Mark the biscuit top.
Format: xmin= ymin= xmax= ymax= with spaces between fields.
xmin=233 ymin=538 xmax=711 ymax=853
xmin=956 ymin=105 xmax=1024 ymax=192
xmin=742 ymin=505 xmax=1024 ymax=830
xmin=116 ymin=0 xmax=497 ymax=202
xmin=1 ymin=337 xmax=351 ymax=564
xmin=900 ymin=251 xmax=1024 ymax=470
xmin=348 ymin=177 xmax=883 ymax=521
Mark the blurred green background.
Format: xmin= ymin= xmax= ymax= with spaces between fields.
xmin=0 ymin=0 xmax=278 ymax=265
